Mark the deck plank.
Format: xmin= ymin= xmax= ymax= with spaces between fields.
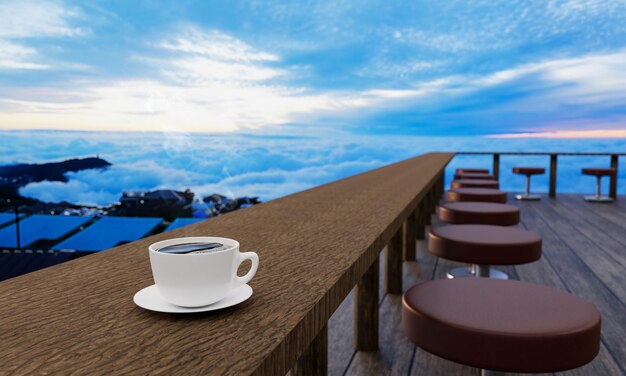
xmin=554 ymin=196 xmax=626 ymax=254
xmin=516 ymin=197 xmax=626 ymax=375
xmin=555 ymin=195 xmax=626 ymax=260
xmin=524 ymin=198 xmax=626 ymax=305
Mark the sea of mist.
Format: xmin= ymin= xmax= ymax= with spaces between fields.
xmin=1 ymin=130 xmax=624 ymax=206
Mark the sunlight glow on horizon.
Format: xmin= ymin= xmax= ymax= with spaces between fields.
xmin=489 ymin=129 xmax=626 ymax=139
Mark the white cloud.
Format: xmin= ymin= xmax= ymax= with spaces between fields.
xmin=0 ymin=26 xmax=439 ymax=132
xmin=0 ymin=0 xmax=85 ymax=70
xmin=0 ymin=0 xmax=84 ymax=38
xmin=393 ymin=29 xmax=478 ymax=52
xmin=489 ymin=129 xmax=626 ymax=139
xmin=164 ymin=56 xmax=283 ymax=84
xmin=159 ymin=28 xmax=279 ymax=62
xmin=0 ymin=40 xmax=49 ymax=70
xmin=19 ymin=160 xmax=200 ymax=206
xmin=2 ymin=20 xmax=626 ymax=135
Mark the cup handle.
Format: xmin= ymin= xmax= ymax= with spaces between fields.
xmin=236 ymin=251 xmax=259 ymax=286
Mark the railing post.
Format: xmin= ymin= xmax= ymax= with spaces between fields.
xmin=549 ymin=154 xmax=558 ymax=197
xmin=293 ymin=324 xmax=327 ymax=376
xmin=354 ymin=255 xmax=379 ymax=351
xmin=439 ymin=173 xmax=445 ymax=199
xmin=610 ymin=154 xmax=618 ymax=199
xmin=424 ymin=192 xmax=432 ymax=225
xmin=416 ymin=201 xmax=425 ymax=240
xmin=493 ymin=153 xmax=500 ymax=180
xmin=404 ymin=212 xmax=416 ymax=261
xmin=385 ymin=227 xmax=403 ymax=294
xmin=436 ymin=173 xmax=443 ymax=204
xmin=430 ymin=187 xmax=436 ymax=214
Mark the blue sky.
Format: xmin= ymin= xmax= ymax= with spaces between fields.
xmin=1 ymin=0 xmax=626 ymax=136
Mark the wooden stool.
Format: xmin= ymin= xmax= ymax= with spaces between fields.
xmin=450 ymin=180 xmax=499 ymax=189
xmin=512 ymin=167 xmax=545 ymax=200
xmin=446 ymin=188 xmax=507 ymax=204
xmin=453 ymin=173 xmax=496 ymax=180
xmin=456 ymin=168 xmax=489 ymax=174
xmin=582 ymin=168 xmax=617 ymax=202
xmin=429 ymin=224 xmax=541 ymax=279
xmin=439 ymin=203 xmax=521 ymax=278
xmin=403 ymin=278 xmax=601 ymax=375
xmin=439 ymin=202 xmax=519 ymax=226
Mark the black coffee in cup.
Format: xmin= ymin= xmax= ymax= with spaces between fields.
xmin=157 ymin=242 xmax=228 ymax=254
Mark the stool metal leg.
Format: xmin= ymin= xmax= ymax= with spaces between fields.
xmin=585 ymin=176 xmax=614 ymax=202
xmin=516 ymin=175 xmax=541 ymax=201
xmin=477 ymin=264 xmax=490 ymax=278
xmin=481 ymin=370 xmax=505 ymax=376
xmin=447 ymin=264 xmax=508 ymax=279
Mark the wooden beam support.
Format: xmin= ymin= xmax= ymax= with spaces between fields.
xmin=416 ymin=201 xmax=425 ymax=240
xmin=430 ymin=187 xmax=437 ymax=214
xmin=424 ymin=192 xmax=432 ymax=225
xmin=493 ymin=153 xmax=500 ymax=181
xmin=549 ymin=154 xmax=558 ymax=197
xmin=403 ymin=213 xmax=416 ymax=261
xmin=610 ymin=154 xmax=618 ymax=199
xmin=439 ymin=173 xmax=445 ymax=200
xmin=292 ymin=324 xmax=327 ymax=376
xmin=385 ymin=227 xmax=403 ymax=294
xmin=354 ymin=256 xmax=379 ymax=351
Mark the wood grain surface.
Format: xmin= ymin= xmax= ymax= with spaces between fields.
xmin=0 ymin=152 xmax=453 ymax=375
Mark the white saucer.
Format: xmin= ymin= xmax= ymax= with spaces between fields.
xmin=133 ymin=284 xmax=253 ymax=313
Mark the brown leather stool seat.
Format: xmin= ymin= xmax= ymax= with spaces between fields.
xmin=453 ymin=173 xmax=496 ymax=180
xmin=429 ymin=224 xmax=541 ymax=279
xmin=403 ymin=278 xmax=601 ymax=373
xmin=582 ymin=168 xmax=617 ymax=203
xmin=512 ymin=166 xmax=545 ymax=201
xmin=581 ymin=168 xmax=616 ymax=177
xmin=439 ymin=202 xmax=520 ymax=226
xmin=512 ymin=167 xmax=545 ymax=175
xmin=456 ymin=168 xmax=489 ymax=174
xmin=446 ymin=188 xmax=507 ymax=204
xmin=450 ymin=179 xmax=499 ymax=189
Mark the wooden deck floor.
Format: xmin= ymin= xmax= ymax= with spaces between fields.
xmin=326 ymin=194 xmax=626 ymax=376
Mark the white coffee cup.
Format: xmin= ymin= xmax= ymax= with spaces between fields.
xmin=149 ymin=237 xmax=259 ymax=307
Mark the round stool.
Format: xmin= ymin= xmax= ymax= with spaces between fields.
xmin=429 ymin=224 xmax=541 ymax=279
xmin=403 ymin=278 xmax=601 ymax=374
xmin=446 ymin=188 xmax=507 ymax=204
xmin=456 ymin=168 xmax=489 ymax=174
xmin=582 ymin=168 xmax=616 ymax=203
xmin=450 ymin=179 xmax=499 ymax=189
xmin=439 ymin=203 xmax=521 ymax=278
xmin=512 ymin=167 xmax=545 ymax=200
xmin=439 ymin=202 xmax=519 ymax=226
xmin=453 ymin=173 xmax=496 ymax=180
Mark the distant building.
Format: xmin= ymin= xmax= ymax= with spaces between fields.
xmin=202 ymin=194 xmax=259 ymax=214
xmin=120 ymin=189 xmax=187 ymax=208
xmin=116 ymin=189 xmax=192 ymax=220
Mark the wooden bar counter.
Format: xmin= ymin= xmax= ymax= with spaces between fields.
xmin=0 ymin=152 xmax=452 ymax=375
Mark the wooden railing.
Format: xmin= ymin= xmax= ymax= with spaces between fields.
xmin=456 ymin=152 xmax=624 ymax=198
xmin=0 ymin=152 xmax=452 ymax=375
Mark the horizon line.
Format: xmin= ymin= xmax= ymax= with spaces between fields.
xmin=488 ymin=129 xmax=626 ymax=139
